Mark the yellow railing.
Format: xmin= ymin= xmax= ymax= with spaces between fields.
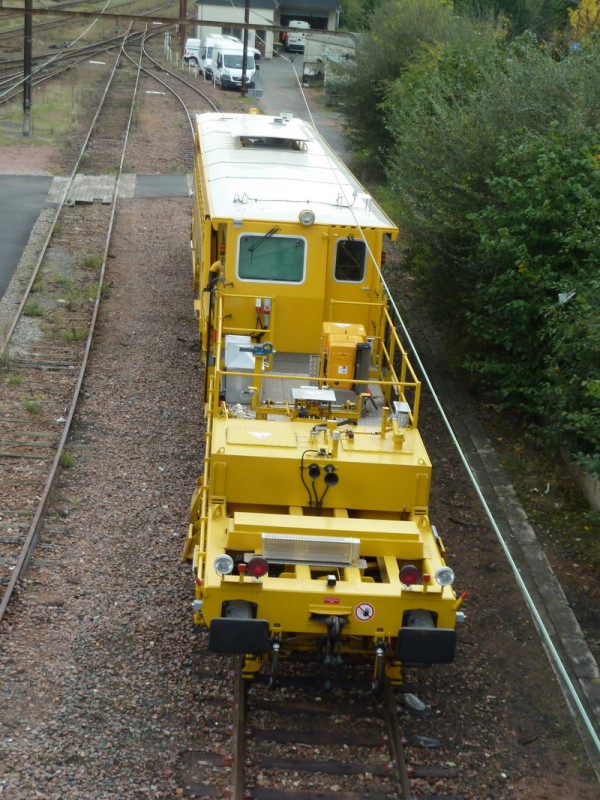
xmin=206 ymin=292 xmax=421 ymax=427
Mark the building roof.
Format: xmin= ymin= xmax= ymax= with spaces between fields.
xmin=196 ymin=0 xmax=277 ymax=8
xmin=194 ymin=0 xmax=340 ymax=12
xmin=282 ymin=0 xmax=340 ymax=11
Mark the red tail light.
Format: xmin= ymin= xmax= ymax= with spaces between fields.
xmin=247 ymin=557 xmax=269 ymax=578
xmin=399 ymin=564 xmax=421 ymax=586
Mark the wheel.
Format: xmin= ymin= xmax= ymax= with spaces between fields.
xmin=189 ymin=57 xmax=198 ymax=67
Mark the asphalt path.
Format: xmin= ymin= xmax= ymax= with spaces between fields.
xmin=0 ymin=175 xmax=53 ymax=299
xmin=254 ymin=53 xmax=350 ymax=160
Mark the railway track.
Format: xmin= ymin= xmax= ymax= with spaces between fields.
xmin=0 ymin=3 xmax=180 ymax=102
xmin=0 ymin=25 xmax=216 ymax=623
xmin=178 ymin=656 xmax=466 ymax=800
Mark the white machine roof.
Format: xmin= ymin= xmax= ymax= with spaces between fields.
xmin=195 ymin=112 xmax=397 ymax=231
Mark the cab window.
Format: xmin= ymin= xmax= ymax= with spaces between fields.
xmin=238 ymin=233 xmax=305 ymax=282
xmin=335 ymin=238 xmax=366 ymax=282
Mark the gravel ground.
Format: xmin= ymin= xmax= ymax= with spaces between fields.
xmin=0 ymin=65 xmax=599 ymax=800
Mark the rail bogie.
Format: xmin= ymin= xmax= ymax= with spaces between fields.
xmin=184 ymin=111 xmax=465 ymax=686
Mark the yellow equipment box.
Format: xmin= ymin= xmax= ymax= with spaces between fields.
xmin=322 ymin=323 xmax=366 ymax=390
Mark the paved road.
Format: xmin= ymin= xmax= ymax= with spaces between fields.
xmin=0 ymin=175 xmax=53 ymax=299
xmin=254 ymin=54 xmax=350 ymax=160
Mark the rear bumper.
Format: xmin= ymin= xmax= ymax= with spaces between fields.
xmin=209 ymin=617 xmax=270 ymax=654
xmin=396 ymin=627 xmax=456 ymax=664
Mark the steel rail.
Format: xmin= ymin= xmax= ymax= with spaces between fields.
xmin=0 ymin=27 xmax=142 ymax=624
xmin=134 ymin=30 xmax=219 ymax=124
xmin=0 ymin=37 xmax=137 ymax=101
xmin=382 ymin=679 xmax=414 ymax=800
xmin=231 ymin=656 xmax=248 ymax=800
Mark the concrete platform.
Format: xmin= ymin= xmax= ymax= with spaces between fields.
xmin=0 ymin=173 xmax=192 ymax=301
xmin=45 ymin=173 xmax=192 ymax=205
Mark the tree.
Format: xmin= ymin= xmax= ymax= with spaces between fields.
xmin=339 ymin=0 xmax=379 ymax=30
xmin=454 ymin=0 xmax=569 ymax=38
xmin=382 ymin=32 xmax=600 ymax=311
xmin=380 ymin=33 xmax=599 ymax=469
xmin=568 ymin=0 xmax=600 ymax=41
xmin=465 ymin=125 xmax=599 ymax=402
xmin=334 ymin=0 xmax=456 ymax=170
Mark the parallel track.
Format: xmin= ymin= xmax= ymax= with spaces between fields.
xmin=0 ymin=25 xmax=216 ymax=623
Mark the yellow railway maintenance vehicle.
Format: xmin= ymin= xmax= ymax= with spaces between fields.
xmin=183 ymin=111 xmax=466 ymax=688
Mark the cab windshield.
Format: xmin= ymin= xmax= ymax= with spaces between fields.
xmin=238 ymin=233 xmax=305 ymax=282
xmin=224 ymin=54 xmax=255 ymax=69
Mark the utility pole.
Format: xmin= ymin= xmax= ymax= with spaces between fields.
xmin=241 ymin=0 xmax=249 ymax=97
xmin=179 ymin=0 xmax=187 ymax=51
xmin=23 ymin=0 xmax=32 ymax=136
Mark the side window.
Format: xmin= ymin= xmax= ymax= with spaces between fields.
xmin=217 ymin=54 xmax=222 ymax=68
xmin=335 ymin=238 xmax=366 ymax=283
xmin=238 ymin=233 xmax=305 ymax=282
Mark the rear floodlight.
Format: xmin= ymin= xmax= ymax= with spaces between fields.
xmin=262 ymin=533 xmax=360 ymax=567
xmin=214 ymin=554 xmax=234 ymax=576
xmin=435 ymin=566 xmax=455 ymax=587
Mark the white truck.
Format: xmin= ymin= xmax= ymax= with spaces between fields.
xmin=285 ymin=20 xmax=310 ymax=54
xmin=212 ymin=40 xmax=257 ymax=90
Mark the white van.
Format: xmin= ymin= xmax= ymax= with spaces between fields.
xmin=200 ymin=35 xmax=234 ymax=78
xmin=285 ymin=20 xmax=310 ymax=54
xmin=212 ymin=41 xmax=257 ymax=90
xmin=183 ymin=37 xmax=203 ymax=67
xmin=184 ymin=35 xmax=232 ymax=74
xmin=184 ymin=35 xmax=260 ymax=76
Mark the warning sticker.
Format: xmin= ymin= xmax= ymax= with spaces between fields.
xmin=337 ymin=366 xmax=348 ymax=375
xmin=354 ymin=602 xmax=375 ymax=622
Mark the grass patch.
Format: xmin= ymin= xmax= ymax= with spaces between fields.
xmin=62 ymin=284 xmax=96 ymax=311
xmin=61 ymin=326 xmax=88 ymax=342
xmin=7 ymin=375 xmax=23 ymax=386
xmin=53 ymin=274 xmax=74 ymax=288
xmin=23 ymin=397 xmax=42 ymax=414
xmin=24 ymin=301 xmax=45 ymax=317
xmin=83 ymin=254 xmax=103 ymax=271
xmin=59 ymin=450 xmax=76 ymax=468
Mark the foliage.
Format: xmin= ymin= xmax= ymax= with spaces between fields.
xmin=24 ymin=300 xmax=44 ymax=317
xmin=59 ymin=450 xmax=76 ymax=468
xmin=334 ymin=0 xmax=456 ymax=169
xmin=465 ymin=126 xmax=599 ymax=472
xmin=339 ymin=0 xmax=376 ymax=30
xmin=382 ymin=33 xmax=600 ymax=304
xmin=568 ymin=0 xmax=600 ymax=41
xmin=23 ymin=398 xmax=42 ymax=414
xmin=378 ymin=31 xmax=600 ymax=473
xmin=454 ymin=0 xmax=570 ymax=38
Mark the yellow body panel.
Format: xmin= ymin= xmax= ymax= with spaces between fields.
xmin=184 ymin=112 xmax=462 ymax=679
